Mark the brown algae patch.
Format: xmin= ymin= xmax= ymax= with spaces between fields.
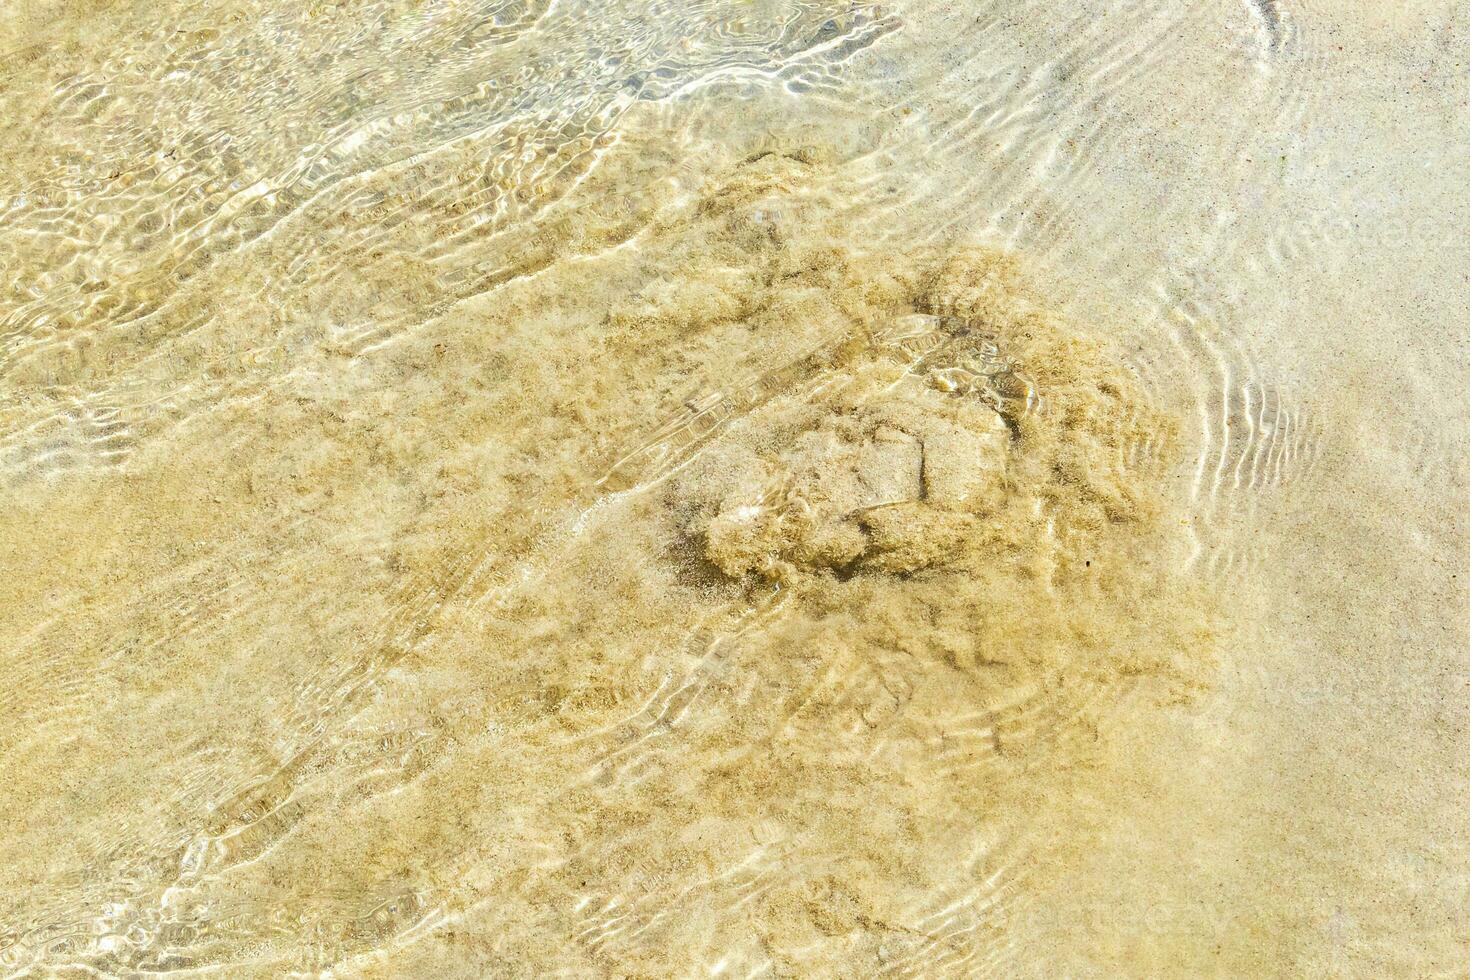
xmin=446 ymin=214 xmax=1231 ymax=970
xmin=325 ymin=143 xmax=1232 ymax=972
xmin=653 ymin=241 xmax=1214 ymax=696
xmin=424 ymin=148 xmax=1230 ymax=971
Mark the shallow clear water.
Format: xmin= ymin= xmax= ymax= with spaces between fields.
xmin=3 ymin=1 xmax=1467 ymax=976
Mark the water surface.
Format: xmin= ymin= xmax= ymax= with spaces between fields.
xmin=3 ymin=1 xmax=1468 ymax=976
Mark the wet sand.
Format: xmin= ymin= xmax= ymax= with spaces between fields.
xmin=2 ymin=1 xmax=1467 ymax=976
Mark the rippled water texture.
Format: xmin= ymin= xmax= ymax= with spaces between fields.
xmin=3 ymin=1 xmax=1468 ymax=976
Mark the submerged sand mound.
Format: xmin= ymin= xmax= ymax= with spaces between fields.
xmin=689 ymin=336 xmax=1015 ymax=580
xmin=660 ymin=250 xmax=1184 ymax=593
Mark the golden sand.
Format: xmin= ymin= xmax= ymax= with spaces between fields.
xmin=5 ymin=2 xmax=1468 ymax=974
